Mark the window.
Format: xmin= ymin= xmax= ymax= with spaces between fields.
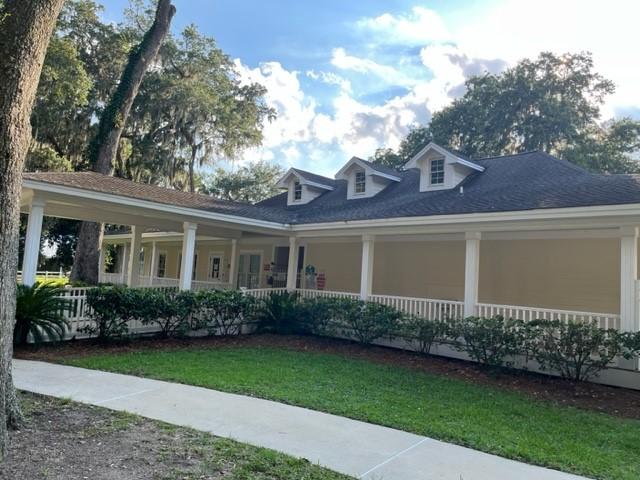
xmin=430 ymin=158 xmax=445 ymax=185
xmin=354 ymin=170 xmax=366 ymax=194
xmin=156 ymin=252 xmax=167 ymax=278
xmin=209 ymin=254 xmax=223 ymax=280
xmin=293 ymin=181 xmax=302 ymax=201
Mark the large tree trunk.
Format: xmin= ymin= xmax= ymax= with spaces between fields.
xmin=71 ymin=0 xmax=175 ymax=284
xmin=0 ymin=0 xmax=65 ymax=458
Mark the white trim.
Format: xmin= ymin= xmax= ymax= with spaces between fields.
xmin=207 ymin=251 xmax=225 ymax=281
xmin=335 ymin=157 xmax=401 ymax=182
xmin=237 ymin=250 xmax=264 ymax=289
xmin=276 ymin=168 xmax=334 ymax=191
xmin=23 ymin=179 xmax=289 ymax=231
xmin=404 ymin=141 xmax=484 ymax=172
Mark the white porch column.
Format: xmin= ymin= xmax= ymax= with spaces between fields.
xmin=149 ymin=241 xmax=158 ymax=285
xmin=180 ymin=222 xmax=198 ymax=291
xmin=22 ymin=197 xmax=46 ymax=286
xmin=127 ymin=226 xmax=143 ymax=287
xmin=120 ymin=242 xmax=129 ymax=284
xmin=229 ymin=239 xmax=238 ymax=288
xmin=620 ymin=226 xmax=639 ymax=333
xmin=98 ymin=247 xmax=105 ymax=282
xmin=464 ymin=232 xmax=481 ymax=317
xmin=360 ymin=234 xmax=375 ymax=301
xmin=286 ymin=236 xmax=298 ymax=292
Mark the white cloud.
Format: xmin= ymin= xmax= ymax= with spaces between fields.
xmin=356 ymin=6 xmax=451 ymax=45
xmin=305 ymin=70 xmax=352 ymax=93
xmin=330 ymin=47 xmax=418 ymax=87
xmin=452 ymin=0 xmax=640 ymax=118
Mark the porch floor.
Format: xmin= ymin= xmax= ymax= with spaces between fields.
xmin=14 ymin=359 xmax=586 ymax=480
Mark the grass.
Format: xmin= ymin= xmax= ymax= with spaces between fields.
xmin=63 ymin=345 xmax=640 ymax=480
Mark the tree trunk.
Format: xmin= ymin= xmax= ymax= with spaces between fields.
xmin=0 ymin=0 xmax=65 ymax=459
xmin=71 ymin=0 xmax=175 ymax=284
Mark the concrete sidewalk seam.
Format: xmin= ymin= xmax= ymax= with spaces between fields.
xmin=94 ymin=388 xmax=157 ymax=405
xmin=358 ymin=437 xmax=429 ymax=478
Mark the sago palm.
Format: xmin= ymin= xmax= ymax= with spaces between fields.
xmin=14 ymin=283 xmax=71 ymax=345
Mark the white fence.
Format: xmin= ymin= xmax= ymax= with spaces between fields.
xmin=17 ymin=270 xmax=68 ymax=283
xmin=370 ymin=294 xmax=464 ymax=320
xmin=476 ymin=303 xmax=620 ymax=330
xmin=51 ymin=285 xmax=623 ymax=341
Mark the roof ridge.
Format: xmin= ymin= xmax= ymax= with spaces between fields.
xmin=473 ymin=150 xmax=540 ymax=161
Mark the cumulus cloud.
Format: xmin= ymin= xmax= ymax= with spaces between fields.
xmin=355 ymin=6 xmax=451 ymax=45
xmin=330 ymin=47 xmax=418 ymax=87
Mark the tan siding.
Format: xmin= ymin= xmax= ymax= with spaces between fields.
xmin=373 ymin=241 xmax=465 ymax=300
xmin=305 ymin=242 xmax=361 ymax=292
xmin=479 ymin=239 xmax=620 ymax=314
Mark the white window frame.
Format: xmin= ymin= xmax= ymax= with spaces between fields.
xmin=208 ymin=251 xmax=225 ymax=281
xmin=293 ymin=181 xmax=302 ymax=201
xmin=429 ymin=157 xmax=445 ymax=185
xmin=354 ymin=170 xmax=366 ymax=194
xmin=238 ymin=250 xmax=264 ymax=289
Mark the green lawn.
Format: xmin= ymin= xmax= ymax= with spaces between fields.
xmin=63 ymin=345 xmax=640 ymax=480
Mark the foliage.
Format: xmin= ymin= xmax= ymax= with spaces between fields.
xmin=372 ymin=52 xmax=640 ymax=174
xmin=255 ymin=292 xmax=305 ymax=335
xmin=14 ymin=283 xmax=71 ymax=345
xmin=139 ymin=289 xmax=197 ymax=338
xmin=84 ymin=286 xmax=139 ymax=341
xmin=332 ymin=298 xmax=401 ymax=344
xmin=527 ymin=320 xmax=623 ymax=381
xmin=196 ymin=289 xmax=256 ymax=336
xmin=201 ymin=161 xmax=285 ymax=203
xmin=451 ymin=316 xmax=524 ymax=368
xmin=401 ymin=315 xmax=450 ymax=354
xmin=297 ymin=297 xmax=339 ymax=336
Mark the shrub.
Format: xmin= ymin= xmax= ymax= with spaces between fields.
xmin=84 ymin=286 xmax=142 ymax=342
xmin=140 ymin=289 xmax=198 ymax=338
xmin=333 ymin=298 xmax=401 ymax=345
xmin=528 ymin=320 xmax=623 ymax=381
xmin=401 ymin=315 xmax=450 ymax=354
xmin=297 ymin=297 xmax=339 ymax=336
xmin=451 ymin=316 xmax=524 ymax=368
xmin=255 ymin=291 xmax=304 ymax=335
xmin=197 ymin=290 xmax=256 ymax=336
xmin=14 ymin=283 xmax=71 ymax=345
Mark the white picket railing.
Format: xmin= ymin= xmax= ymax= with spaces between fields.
xmin=100 ymin=272 xmax=126 ymax=284
xmin=476 ymin=303 xmax=620 ymax=330
xmin=51 ymin=284 xmax=624 ymax=342
xmin=370 ymin=294 xmax=465 ymax=320
xmin=296 ymin=289 xmax=361 ymax=301
xmin=243 ymin=287 xmax=287 ymax=299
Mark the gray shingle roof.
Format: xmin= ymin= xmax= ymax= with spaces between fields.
xmin=25 ymin=152 xmax=640 ymax=227
xmin=258 ymin=151 xmax=640 ymax=223
xmin=290 ymin=168 xmax=336 ymax=188
xmin=355 ymin=158 xmax=402 ymax=178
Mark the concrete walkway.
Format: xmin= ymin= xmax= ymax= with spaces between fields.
xmin=13 ymin=359 xmax=588 ymax=480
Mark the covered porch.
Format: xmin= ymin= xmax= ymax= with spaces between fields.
xmin=20 ymin=173 xmax=640 ymax=350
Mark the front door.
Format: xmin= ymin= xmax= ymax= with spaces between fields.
xmin=238 ymin=253 xmax=261 ymax=289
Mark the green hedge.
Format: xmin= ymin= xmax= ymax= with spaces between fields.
xmin=84 ymin=286 xmax=640 ymax=381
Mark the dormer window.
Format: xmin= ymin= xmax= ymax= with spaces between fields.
xmin=354 ymin=171 xmax=366 ymax=194
xmin=293 ymin=181 xmax=302 ymax=201
xmin=430 ymin=158 xmax=445 ymax=185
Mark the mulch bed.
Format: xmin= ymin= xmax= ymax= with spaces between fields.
xmin=15 ymin=333 xmax=640 ymax=420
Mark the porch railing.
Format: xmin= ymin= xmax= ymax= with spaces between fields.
xmin=51 ymin=285 xmax=623 ymax=342
xmin=297 ymin=289 xmax=361 ymax=301
xmin=476 ymin=303 xmax=620 ymax=330
xmin=370 ymin=294 xmax=464 ymax=320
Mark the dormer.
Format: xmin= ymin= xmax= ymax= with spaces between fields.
xmin=404 ymin=142 xmax=484 ymax=192
xmin=335 ymin=157 xmax=401 ymax=200
xmin=276 ymin=168 xmax=335 ymax=206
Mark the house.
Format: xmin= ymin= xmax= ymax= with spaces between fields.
xmin=19 ymin=142 xmax=640 ymax=373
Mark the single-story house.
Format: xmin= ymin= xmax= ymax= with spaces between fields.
xmin=19 ymin=142 xmax=640 ymax=378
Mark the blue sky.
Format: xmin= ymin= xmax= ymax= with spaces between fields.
xmin=101 ymin=0 xmax=640 ymax=177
